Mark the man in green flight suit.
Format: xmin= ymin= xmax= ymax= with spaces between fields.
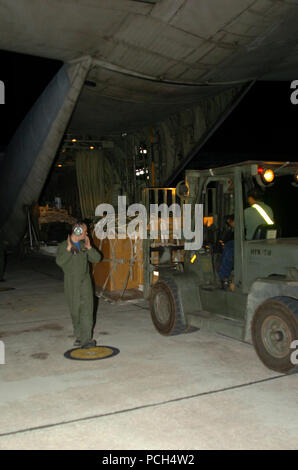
xmin=56 ymin=221 xmax=102 ymax=349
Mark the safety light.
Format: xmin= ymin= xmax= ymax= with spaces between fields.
xmin=203 ymin=216 xmax=214 ymax=227
xmin=190 ymin=254 xmax=197 ymax=264
xmin=257 ymin=166 xmax=275 ymax=186
xmin=263 ymin=169 xmax=275 ymax=183
xmin=89 ymin=146 xmax=94 ymax=150
xmin=57 ymin=164 xmax=63 ymax=167
xmin=71 ymin=138 xmax=77 ymax=143
xmin=139 ymin=143 xmax=147 ymax=156
xmin=292 ymin=172 xmax=298 ymax=187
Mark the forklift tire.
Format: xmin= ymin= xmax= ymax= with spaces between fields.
xmin=150 ymin=278 xmax=187 ymax=336
xmin=251 ymin=296 xmax=298 ymax=373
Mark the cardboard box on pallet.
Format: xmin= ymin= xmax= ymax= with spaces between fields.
xmin=92 ymin=235 xmax=143 ymax=292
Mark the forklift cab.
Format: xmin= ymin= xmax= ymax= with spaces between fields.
xmin=183 ymin=167 xmax=245 ymax=320
xmin=150 ymin=161 xmax=298 ymax=373
xmin=184 ymin=162 xmax=297 ymax=296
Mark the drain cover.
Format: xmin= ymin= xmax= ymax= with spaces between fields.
xmin=64 ymin=345 xmax=120 ymax=361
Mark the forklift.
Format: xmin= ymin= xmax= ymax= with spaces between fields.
xmin=149 ymin=161 xmax=298 ymax=373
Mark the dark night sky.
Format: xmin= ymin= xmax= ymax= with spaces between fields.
xmin=0 ymin=50 xmax=298 ymax=160
xmin=0 ymin=50 xmax=62 ymax=148
xmin=203 ymin=80 xmax=298 ymax=155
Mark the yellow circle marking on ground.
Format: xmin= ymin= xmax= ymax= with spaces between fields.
xmin=70 ymin=346 xmax=115 ymax=360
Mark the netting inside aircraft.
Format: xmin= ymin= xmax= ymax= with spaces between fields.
xmin=76 ymin=149 xmax=117 ymax=219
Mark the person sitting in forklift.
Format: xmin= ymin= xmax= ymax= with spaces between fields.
xmin=218 ymin=188 xmax=274 ymax=288
xmin=244 ymin=189 xmax=274 ymax=240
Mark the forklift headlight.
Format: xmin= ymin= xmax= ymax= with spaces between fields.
xmin=263 ymin=169 xmax=275 ymax=183
xmin=292 ymin=172 xmax=298 ymax=187
xmin=257 ymin=167 xmax=275 ymax=187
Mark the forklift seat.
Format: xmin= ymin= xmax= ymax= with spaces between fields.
xmin=253 ymin=224 xmax=280 ymax=240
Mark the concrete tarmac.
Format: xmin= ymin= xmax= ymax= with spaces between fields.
xmin=0 ymin=254 xmax=297 ymax=450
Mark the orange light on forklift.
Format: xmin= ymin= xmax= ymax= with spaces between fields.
xmin=257 ymin=166 xmax=264 ymax=174
xmin=203 ymin=216 xmax=214 ymax=227
xmin=190 ymin=254 xmax=197 ymax=264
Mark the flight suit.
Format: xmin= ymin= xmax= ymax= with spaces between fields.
xmin=56 ymin=240 xmax=102 ymax=346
